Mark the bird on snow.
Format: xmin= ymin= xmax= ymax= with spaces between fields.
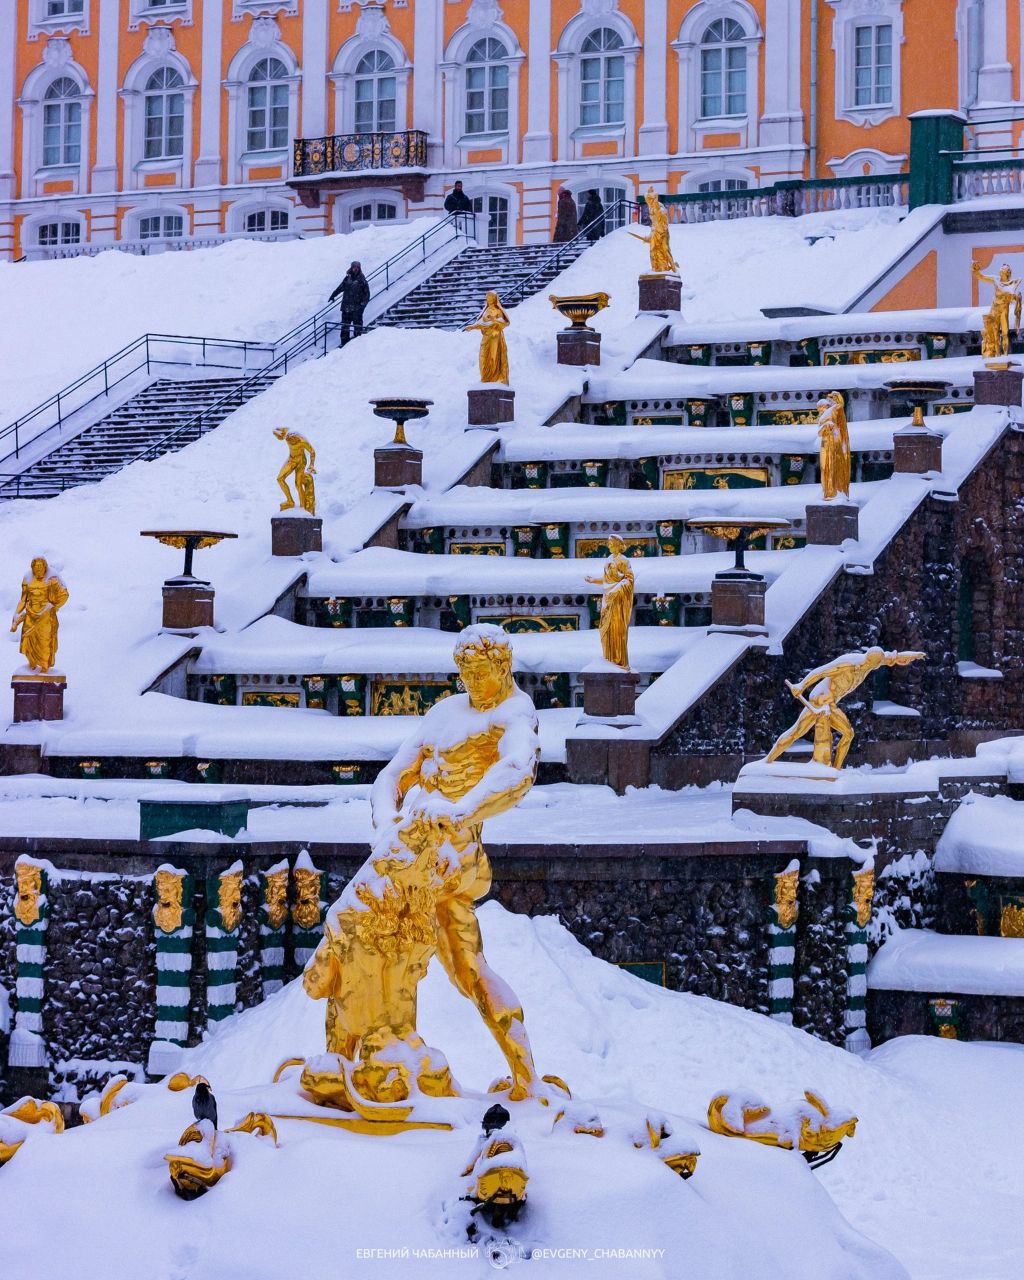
xmin=192 ymin=1079 xmax=218 ymax=1129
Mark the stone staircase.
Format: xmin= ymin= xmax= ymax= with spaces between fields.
xmin=373 ymin=242 xmax=594 ymax=330
xmin=0 ymin=374 xmax=278 ymax=499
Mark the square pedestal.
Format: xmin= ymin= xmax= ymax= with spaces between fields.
xmin=582 ymin=668 xmax=641 ymax=717
xmin=12 ymin=673 xmax=65 ymax=722
xmin=638 ymin=273 xmax=682 ymax=313
xmin=374 ymin=445 xmax=423 ymax=488
xmin=566 ymin=738 xmax=651 ymax=793
xmin=806 ymin=502 xmax=859 ymax=545
xmin=467 ymin=386 xmax=515 ymax=426
xmin=893 ymin=429 xmax=943 ymax=474
xmin=271 ymin=515 xmax=323 ymax=556
xmin=973 ymin=367 xmax=1024 ymax=407
xmin=711 ymin=576 xmax=766 ymax=631
xmin=162 ymin=580 xmax=214 ymax=630
xmin=556 ymin=329 xmax=602 ymax=367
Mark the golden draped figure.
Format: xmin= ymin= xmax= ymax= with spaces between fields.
xmin=273 ymin=428 xmax=317 ymax=514
xmin=585 ymin=536 xmax=634 ymax=669
xmin=973 ymin=260 xmax=1022 ymax=358
xmin=465 ymin=291 xmax=511 ymax=385
xmin=302 ymin=625 xmax=544 ymax=1110
xmin=817 ymin=391 xmax=851 ymax=501
xmin=764 ymin=647 xmax=924 ymax=770
xmin=630 ymin=187 xmax=679 ymax=275
xmin=10 ymin=558 xmax=69 ymax=674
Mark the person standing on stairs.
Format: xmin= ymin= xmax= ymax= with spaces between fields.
xmin=329 ymin=260 xmax=371 ymax=347
xmin=553 ymin=188 xmax=579 ymax=243
xmin=580 ymin=190 xmax=606 ymax=241
xmin=444 ymin=180 xmax=475 ymax=236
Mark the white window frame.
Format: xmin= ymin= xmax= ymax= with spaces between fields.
xmin=441 ymin=21 xmax=524 ymax=169
xmin=228 ymin=195 xmax=296 ymax=234
xmin=852 ymin=22 xmax=893 ymax=108
xmin=331 ymin=33 xmax=411 ymax=139
xmin=41 ymin=76 xmax=84 ymax=168
xmin=143 ymin=66 xmax=186 ymax=161
xmin=23 ymin=211 xmax=87 ymax=258
xmin=120 ymin=47 xmax=197 ymax=190
xmin=672 ymin=2 xmax=761 ymax=154
xmin=554 ymin=12 xmax=640 ymax=162
xmin=458 ymin=179 xmax=519 ymax=245
xmin=245 ymin=57 xmax=291 ymax=153
xmin=579 ymin=29 xmax=627 ymax=128
xmin=827 ymin=0 xmax=904 ymax=127
xmin=128 ymin=205 xmax=189 ymax=244
xmin=29 ymin=0 xmax=90 ymax=40
xmin=684 ymin=166 xmax=756 ymax=194
xmin=566 ymin=177 xmax=632 ymax=232
xmin=332 ymin=190 xmax=405 ymax=234
xmin=225 ymin=35 xmax=300 ymax=184
xmin=464 ymin=37 xmax=511 ymax=137
xmin=354 ymin=51 xmax=398 ymax=135
xmin=19 ymin=51 xmax=94 ymax=198
xmin=127 ymin=0 xmax=194 ymax=32
xmin=699 ymin=18 xmax=748 ymax=120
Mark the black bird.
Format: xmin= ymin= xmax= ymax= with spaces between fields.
xmin=192 ymin=1080 xmax=218 ymax=1129
xmin=482 ymin=1103 xmax=510 ymax=1136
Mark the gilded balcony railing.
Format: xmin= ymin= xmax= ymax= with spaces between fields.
xmin=293 ymin=129 xmax=429 ymax=177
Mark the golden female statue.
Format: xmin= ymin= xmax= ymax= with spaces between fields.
xmin=303 ymin=626 xmax=547 ymax=1114
xmin=10 ymin=558 xmax=68 ymax=674
xmin=586 ymin=536 xmax=634 ymax=669
xmin=765 ymin=648 xmax=924 ymax=770
xmin=465 ymin=291 xmax=511 ymax=384
xmin=629 ymin=187 xmax=679 ymax=275
xmin=817 ymin=391 xmax=851 ymax=501
xmin=973 ymin=260 xmax=1022 ymax=358
xmin=273 ymin=428 xmax=316 ymax=514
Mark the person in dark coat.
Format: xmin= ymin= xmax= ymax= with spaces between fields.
xmin=580 ymin=189 xmax=606 ymax=241
xmin=329 ymin=260 xmax=371 ymax=346
xmin=192 ymin=1080 xmax=217 ymax=1129
xmin=552 ymin=188 xmax=579 ymax=243
xmin=444 ymin=180 xmax=474 ymax=215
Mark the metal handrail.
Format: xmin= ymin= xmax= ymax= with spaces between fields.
xmin=0 ymin=213 xmax=475 ymax=470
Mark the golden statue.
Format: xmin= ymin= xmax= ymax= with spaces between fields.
xmin=302 ymin=625 xmax=545 ymax=1116
xmin=764 ymin=648 xmax=924 ymax=770
xmin=14 ymin=860 xmax=43 ymax=927
xmin=153 ymin=866 xmax=186 ymax=934
xmin=973 ymin=260 xmax=1022 ymax=358
xmin=629 ymin=187 xmax=679 ymax=275
xmin=817 ymin=391 xmax=851 ymax=501
xmin=465 ymin=291 xmax=510 ymax=384
xmin=273 ymin=428 xmax=317 ymax=514
xmin=10 ymin=558 xmax=68 ymax=674
xmin=585 ymin=536 xmax=634 ymax=669
xmin=707 ymin=1090 xmax=857 ymax=1159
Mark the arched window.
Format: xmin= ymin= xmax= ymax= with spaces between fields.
xmin=144 ymin=67 xmax=185 ymax=160
xmin=354 ymin=50 xmax=397 ymax=134
xmin=579 ymin=28 xmax=625 ymax=126
xmin=42 ymin=77 xmax=82 ymax=167
xmin=247 ymin=57 xmax=290 ymax=152
xmin=465 ymin=38 xmax=509 ymax=136
xmin=575 ymin=185 xmax=628 ymax=231
xmin=472 ymin=193 xmax=509 ymax=245
xmin=698 ymin=178 xmax=749 ymax=192
xmin=700 ymin=18 xmax=747 ymax=118
xmin=244 ymin=208 xmax=291 ymax=234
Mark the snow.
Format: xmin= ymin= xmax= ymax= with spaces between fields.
xmin=869 ymin=927 xmax=1024 ymax=997
xmin=935 ymin=792 xmax=1024 ymax=876
xmin=665 ymin=306 xmax=984 ymax=347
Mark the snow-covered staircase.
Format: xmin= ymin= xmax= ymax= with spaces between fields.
xmin=0 ymin=374 xmax=278 ymax=499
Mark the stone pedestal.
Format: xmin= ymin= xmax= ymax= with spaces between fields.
xmin=711 ymin=575 xmax=766 ymax=631
xmin=805 ymin=502 xmax=860 ymax=545
xmin=566 ymin=737 xmax=651 ymax=793
xmin=12 ymin=673 xmax=66 ymax=722
xmin=467 ymin=386 xmax=515 ymax=426
xmin=893 ymin=429 xmax=943 ymax=474
xmin=162 ymin=580 xmax=214 ymax=630
xmin=973 ymin=367 xmax=1024 ymax=407
xmin=271 ymin=515 xmax=323 ymax=556
xmin=638 ymin=273 xmax=682 ymax=313
xmin=374 ymin=444 xmax=423 ymax=488
xmin=582 ymin=668 xmax=641 ymax=717
xmin=556 ymin=329 xmax=602 ymax=367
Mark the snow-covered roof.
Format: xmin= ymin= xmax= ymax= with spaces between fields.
xmin=869 ymin=928 xmax=1024 ymax=997
xmin=665 ymin=306 xmax=983 ymax=347
xmin=935 ymin=792 xmax=1024 ymax=877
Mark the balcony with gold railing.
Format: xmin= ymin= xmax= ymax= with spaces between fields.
xmin=290 ymin=130 xmax=430 ymax=207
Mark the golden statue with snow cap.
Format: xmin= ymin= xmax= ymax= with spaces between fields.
xmin=302 ymin=625 xmax=546 ymax=1118
xmin=973 ymin=260 xmax=1022 ymax=358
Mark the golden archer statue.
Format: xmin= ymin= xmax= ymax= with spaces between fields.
xmin=764 ymin=647 xmax=924 ymax=770
xmin=973 ymin=260 xmax=1022 ymax=358
xmin=10 ymin=558 xmax=69 ymax=674
xmin=465 ymin=291 xmax=511 ymax=384
xmin=585 ymin=536 xmax=634 ymax=669
xmin=302 ymin=625 xmax=546 ymax=1114
xmin=817 ymin=392 xmax=851 ymax=501
xmin=273 ymin=428 xmax=317 ymax=514
xmin=629 ymin=187 xmax=679 ymax=275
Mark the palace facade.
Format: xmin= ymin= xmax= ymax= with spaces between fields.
xmin=0 ymin=0 xmax=1020 ymax=260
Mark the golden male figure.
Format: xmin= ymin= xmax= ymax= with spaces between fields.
xmin=764 ymin=648 xmax=924 ymax=770
xmin=304 ymin=625 xmax=542 ymax=1106
xmin=10 ymin=558 xmax=69 ymax=674
xmin=973 ymin=261 xmax=1022 ymax=357
xmin=585 ymin=535 xmax=634 ymax=669
xmin=273 ymin=427 xmax=317 ymax=514
xmin=629 ymin=187 xmax=679 ymax=274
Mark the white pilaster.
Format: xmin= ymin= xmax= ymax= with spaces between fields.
xmin=977 ymin=0 xmax=1013 ymax=102
xmin=638 ymin=0 xmax=668 ymax=155
xmin=413 ymin=0 xmax=443 ymax=162
xmin=523 ymin=0 xmax=552 ymax=162
xmin=301 ymin=0 xmax=329 ymax=138
xmin=760 ymin=0 xmax=805 ymax=147
xmin=0 ymin=0 xmax=16 ymax=200
xmin=92 ymin=0 xmax=121 ymax=195
xmin=194 ymin=0 xmax=224 ymax=187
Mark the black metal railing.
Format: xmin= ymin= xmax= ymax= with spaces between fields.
xmin=293 ymin=129 xmax=429 ymax=178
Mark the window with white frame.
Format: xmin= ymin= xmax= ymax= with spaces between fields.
xmin=700 ymin=19 xmax=746 ymax=118
xmin=698 ymin=178 xmax=748 ymax=192
xmin=579 ymin=29 xmax=625 ymax=126
xmin=46 ymin=0 xmax=85 ymax=14
xmin=144 ymin=67 xmax=185 ymax=160
xmin=37 ymin=220 xmax=82 ymax=247
xmin=351 ymin=200 xmax=398 ymax=226
xmin=575 ymin=186 xmax=628 ymax=230
xmin=853 ymin=23 xmax=893 ymax=106
xmin=472 ymin=194 xmax=509 ymax=245
xmin=245 ymin=208 xmax=290 ymax=232
xmin=354 ymin=51 xmax=397 ymax=134
xmin=139 ymin=213 xmax=184 ymax=239
xmin=42 ymin=78 xmax=82 ymax=168
xmin=247 ymin=57 xmax=290 ymax=152
xmin=465 ymin=38 xmax=509 ymax=136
